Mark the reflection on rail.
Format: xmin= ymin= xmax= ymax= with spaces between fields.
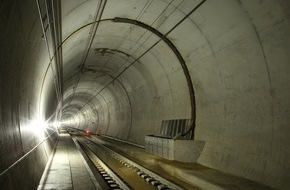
xmin=67 ymin=128 xmax=185 ymax=190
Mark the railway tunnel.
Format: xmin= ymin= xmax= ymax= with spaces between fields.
xmin=0 ymin=0 xmax=290 ymax=189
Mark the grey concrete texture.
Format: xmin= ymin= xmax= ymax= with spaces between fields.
xmin=145 ymin=136 xmax=205 ymax=162
xmin=0 ymin=0 xmax=58 ymax=189
xmin=37 ymin=134 xmax=98 ymax=190
xmin=0 ymin=0 xmax=290 ymax=190
xmin=95 ymin=135 xmax=276 ymax=190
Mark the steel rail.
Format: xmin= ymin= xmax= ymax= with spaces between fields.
xmin=86 ymin=137 xmax=185 ymax=190
xmin=75 ymin=136 xmax=131 ymax=190
xmin=67 ymin=128 xmax=188 ymax=189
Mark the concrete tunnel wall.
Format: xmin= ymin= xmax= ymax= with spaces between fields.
xmin=0 ymin=0 xmax=290 ymax=190
xmin=0 ymin=0 xmax=58 ymax=189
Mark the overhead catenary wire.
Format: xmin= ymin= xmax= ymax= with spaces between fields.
xmin=130 ymin=0 xmax=182 ymax=57
xmin=67 ymin=0 xmax=107 ymax=107
xmin=50 ymin=0 xmax=64 ymax=120
xmin=45 ymin=0 xmax=63 ymax=108
xmin=50 ymin=0 xmax=63 ymax=99
xmin=101 ymin=0 xmax=176 ymax=70
xmin=78 ymin=0 xmax=207 ymax=133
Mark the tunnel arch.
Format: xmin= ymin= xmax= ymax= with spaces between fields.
xmin=1 ymin=1 xmax=290 ymax=189
xmin=61 ymin=17 xmax=196 ymax=138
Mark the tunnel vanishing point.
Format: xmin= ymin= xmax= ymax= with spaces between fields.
xmin=0 ymin=0 xmax=290 ymax=189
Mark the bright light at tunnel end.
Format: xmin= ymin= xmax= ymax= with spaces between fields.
xmin=25 ymin=118 xmax=49 ymax=138
xmin=33 ymin=119 xmax=48 ymax=129
xmin=52 ymin=121 xmax=62 ymax=128
xmin=24 ymin=118 xmax=63 ymax=136
xmin=26 ymin=118 xmax=66 ymax=139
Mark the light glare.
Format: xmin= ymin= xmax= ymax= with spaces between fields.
xmin=52 ymin=121 xmax=61 ymax=128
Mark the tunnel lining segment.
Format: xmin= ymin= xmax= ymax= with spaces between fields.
xmin=64 ymin=15 xmax=196 ymax=136
xmin=111 ymin=17 xmax=197 ymax=138
xmin=69 ymin=0 xmax=108 ymax=109
xmin=62 ymin=0 xmax=207 ymax=138
xmin=62 ymin=17 xmax=197 ymax=136
xmin=0 ymin=130 xmax=57 ymax=177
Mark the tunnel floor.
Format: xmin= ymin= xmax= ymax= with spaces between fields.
xmin=94 ymin=136 xmax=275 ymax=190
xmin=36 ymin=131 xmax=276 ymax=190
xmin=37 ymin=133 xmax=99 ymax=190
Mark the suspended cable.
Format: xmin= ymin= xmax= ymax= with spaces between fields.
xmin=36 ymin=0 xmax=62 ymax=103
xmin=78 ymin=0 xmax=207 ymax=122
xmin=68 ymin=0 xmax=107 ymax=106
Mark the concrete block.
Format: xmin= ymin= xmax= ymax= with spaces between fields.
xmin=145 ymin=135 xmax=205 ymax=162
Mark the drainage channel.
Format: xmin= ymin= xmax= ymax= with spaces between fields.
xmin=81 ymin=136 xmax=185 ymax=190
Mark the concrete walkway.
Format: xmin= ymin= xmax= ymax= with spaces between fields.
xmin=37 ymin=133 xmax=100 ymax=190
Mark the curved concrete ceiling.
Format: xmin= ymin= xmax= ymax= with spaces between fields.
xmin=1 ymin=0 xmax=290 ymax=189
xmin=60 ymin=0 xmax=195 ymax=140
